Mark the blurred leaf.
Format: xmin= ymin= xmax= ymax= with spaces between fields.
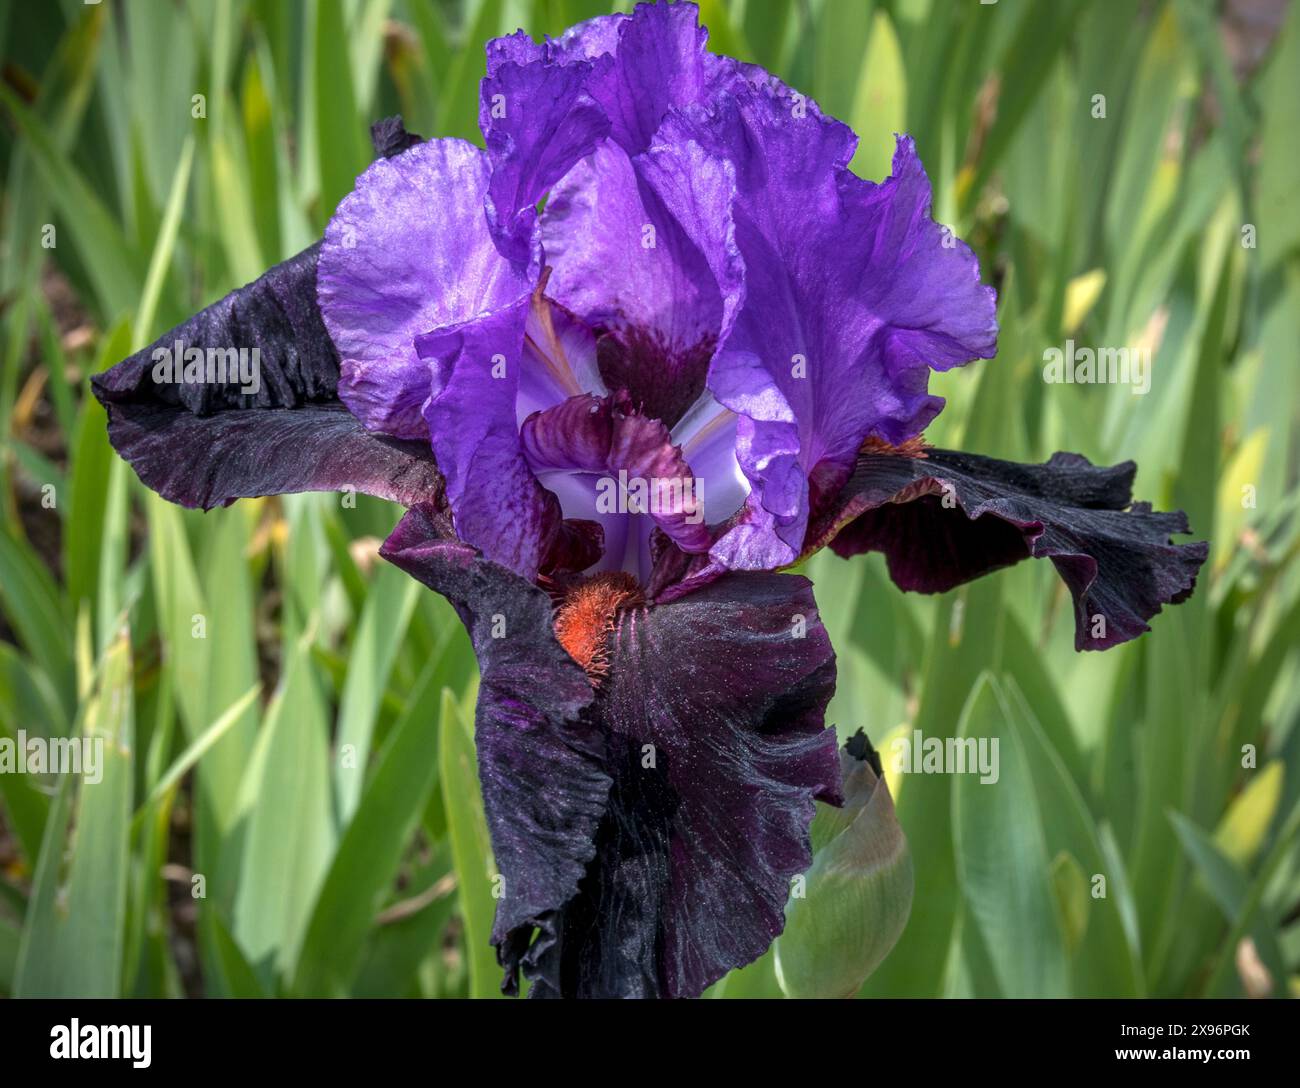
xmin=439 ymin=687 xmax=502 ymax=999
xmin=1214 ymin=761 xmax=1284 ymax=869
xmin=0 ymin=83 xmax=144 ymax=319
xmin=232 ymin=628 xmax=335 ymax=984
xmin=15 ymin=628 xmax=134 ymax=997
xmin=294 ymin=652 xmax=444 ymax=996
xmin=952 ymin=673 xmax=1067 ymax=997
xmin=316 ymin=0 xmax=372 ymax=218
xmin=333 ymin=564 xmax=420 ymax=823
xmin=848 ymin=10 xmax=906 ymax=183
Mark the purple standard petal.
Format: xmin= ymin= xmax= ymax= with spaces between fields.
xmin=318 ymin=138 xmax=533 ymax=440
xmin=579 ymin=0 xmax=715 ymax=153
xmin=530 ymin=572 xmax=842 ymax=998
xmin=480 ymin=57 xmax=611 ymax=264
xmin=539 ymin=133 xmax=743 ymax=429
xmin=676 ymin=82 xmax=997 ymax=570
xmin=379 ymin=505 xmax=611 ymax=995
xmin=480 ymin=2 xmax=727 ymax=264
xmin=813 ymin=445 xmax=1208 ymax=651
xmin=91 ymin=243 xmax=442 ymax=509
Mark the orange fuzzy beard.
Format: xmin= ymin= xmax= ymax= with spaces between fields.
xmin=553 ymin=572 xmax=645 ymax=686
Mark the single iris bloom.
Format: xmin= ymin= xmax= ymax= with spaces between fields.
xmin=94 ymin=2 xmax=1206 ymax=998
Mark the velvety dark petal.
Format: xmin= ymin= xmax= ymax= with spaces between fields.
xmin=318 ymin=138 xmax=532 ymax=439
xmin=817 ymin=446 xmax=1208 ymax=650
xmin=99 ymin=402 xmax=441 ymax=510
xmin=91 ymin=244 xmax=442 ymax=509
xmin=379 ymin=505 xmax=611 ymax=995
xmin=530 ymin=572 xmax=842 ymax=998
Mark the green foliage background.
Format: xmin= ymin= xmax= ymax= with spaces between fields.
xmin=0 ymin=0 xmax=1297 ymax=999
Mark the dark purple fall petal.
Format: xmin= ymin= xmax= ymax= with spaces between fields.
xmin=379 ymin=504 xmax=611 ymax=995
xmin=91 ymin=243 xmax=443 ymax=510
xmin=817 ymin=447 xmax=1208 ymax=650
xmin=528 ymin=572 xmax=841 ymax=998
xmin=98 ymin=401 xmax=442 ymax=511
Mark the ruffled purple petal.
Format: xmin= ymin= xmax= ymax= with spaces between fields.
xmin=671 ymin=80 xmax=997 ymax=569
xmin=480 ymin=58 xmax=611 ymax=264
xmin=417 ymin=295 xmax=561 ymax=578
xmin=816 ymin=446 xmax=1208 ymax=650
xmin=317 ymin=138 xmax=532 ymax=440
xmin=91 ymin=243 xmax=442 ymax=509
xmin=485 ymin=14 xmax=628 ymax=74
xmin=379 ymin=505 xmax=611 ymax=994
xmin=578 ymin=0 xmax=715 ymax=153
xmin=529 ymin=571 xmax=841 ymax=997
xmin=521 ymin=392 xmax=711 ymax=558
xmin=539 ymin=133 xmax=742 ymax=429
xmin=480 ymin=2 xmax=729 ymax=265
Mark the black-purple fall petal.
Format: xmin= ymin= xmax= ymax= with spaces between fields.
xmin=379 ymin=504 xmax=612 ymax=994
xmin=90 ymin=243 xmax=444 ymax=510
xmin=815 ymin=446 xmax=1208 ymax=650
xmin=529 ymin=572 xmax=841 ymax=998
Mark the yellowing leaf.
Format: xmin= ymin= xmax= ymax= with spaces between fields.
xmin=849 ymin=12 xmax=906 ymax=184
xmin=1214 ymin=761 xmax=1283 ymax=867
xmin=1062 ymin=269 xmax=1106 ymax=335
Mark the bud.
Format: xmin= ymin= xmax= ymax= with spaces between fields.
xmin=774 ymin=730 xmax=913 ymax=997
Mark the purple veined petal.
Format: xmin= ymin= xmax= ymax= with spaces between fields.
xmin=516 ymin=292 xmax=605 ymax=426
xmin=91 ymin=242 xmax=443 ymax=510
xmin=812 ymin=445 xmax=1208 ymax=651
xmin=532 ymin=468 xmax=639 ymax=578
xmin=520 ymin=392 xmax=713 ymax=569
xmin=480 ymin=2 xmax=733 ymax=265
xmin=378 ymin=505 xmax=611 ymax=995
xmin=417 ymin=294 xmax=561 ymax=579
xmin=579 ymin=0 xmax=714 ymax=153
xmin=480 ymin=58 xmax=612 ymax=265
xmin=528 ymin=571 xmax=842 ymax=998
xmin=539 ymin=131 xmax=743 ymax=430
xmin=485 ymin=13 xmax=629 ymax=75
xmin=318 ymin=138 xmax=533 ymax=441
xmin=676 ymin=80 xmax=997 ymax=570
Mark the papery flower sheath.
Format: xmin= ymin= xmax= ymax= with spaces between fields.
xmin=93 ymin=1 xmax=1207 ymax=998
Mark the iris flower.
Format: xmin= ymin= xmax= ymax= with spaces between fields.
xmin=93 ymin=2 xmax=1206 ymax=998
